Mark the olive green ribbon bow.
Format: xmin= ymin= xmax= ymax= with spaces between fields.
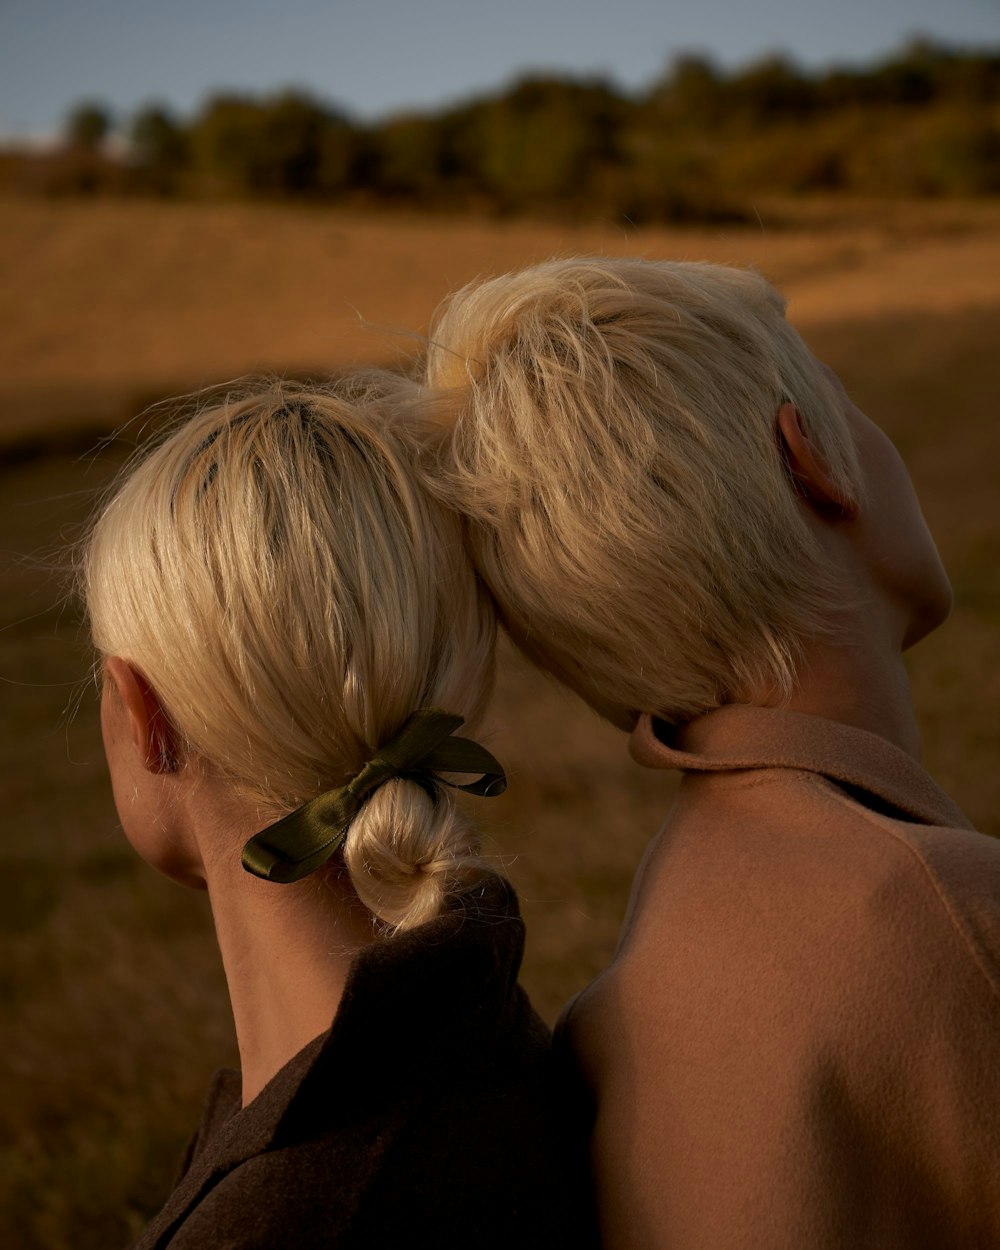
xmin=241 ymin=709 xmax=507 ymax=884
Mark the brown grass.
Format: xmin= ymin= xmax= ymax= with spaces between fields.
xmin=1 ymin=199 xmax=998 ymax=1249
xmin=3 ymin=195 xmax=1000 ymax=443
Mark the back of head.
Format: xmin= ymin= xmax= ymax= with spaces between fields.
xmin=418 ymin=257 xmax=863 ymax=728
xmin=84 ymin=375 xmax=496 ymax=930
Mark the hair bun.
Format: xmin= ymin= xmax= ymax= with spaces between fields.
xmin=343 ymin=778 xmax=483 ymax=930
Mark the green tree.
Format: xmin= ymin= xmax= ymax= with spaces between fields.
xmin=130 ymin=104 xmax=189 ymax=191
xmin=66 ymin=102 xmax=112 ymax=151
xmin=454 ymin=76 xmax=626 ymax=212
xmin=868 ymin=37 xmax=942 ymax=106
xmin=646 ymin=54 xmax=725 ymax=125
xmin=190 ymin=90 xmax=353 ymax=196
xmin=370 ymin=115 xmax=450 ymax=200
xmin=728 ymin=55 xmax=816 ymax=122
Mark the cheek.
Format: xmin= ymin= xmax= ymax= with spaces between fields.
xmin=899 ymin=500 xmax=953 ymax=647
xmin=877 ymin=443 xmax=952 ymax=646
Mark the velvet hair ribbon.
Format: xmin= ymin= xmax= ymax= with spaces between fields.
xmin=241 ymin=709 xmax=507 ymax=884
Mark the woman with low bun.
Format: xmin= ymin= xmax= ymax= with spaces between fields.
xmin=83 ymin=375 xmax=595 ymax=1249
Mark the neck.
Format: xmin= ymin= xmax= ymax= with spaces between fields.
xmin=200 ymin=818 xmax=376 ymax=1106
xmin=779 ymin=630 xmax=921 ymax=759
xmin=740 ymin=499 xmax=929 ymax=760
xmin=760 ymin=570 xmax=922 ymax=759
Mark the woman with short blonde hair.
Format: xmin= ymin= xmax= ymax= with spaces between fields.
xmin=420 ymin=257 xmax=866 ymax=727
xmin=84 ymin=375 xmax=594 ymax=1249
xmin=413 ymin=256 xmax=1000 ymax=1248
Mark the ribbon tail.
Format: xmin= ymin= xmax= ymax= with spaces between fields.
xmin=421 ymin=736 xmax=508 ymax=797
xmin=241 ymin=789 xmax=357 ymax=883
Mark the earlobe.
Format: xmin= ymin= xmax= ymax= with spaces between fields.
xmin=777 ymin=403 xmax=858 ymax=519
xmin=104 ymin=657 xmax=180 ymax=774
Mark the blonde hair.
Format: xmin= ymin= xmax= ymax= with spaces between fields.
xmin=415 ymin=257 xmax=863 ymax=729
xmin=84 ymin=375 xmax=497 ymax=930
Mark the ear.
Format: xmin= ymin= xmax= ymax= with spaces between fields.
xmin=777 ymin=403 xmax=858 ymax=519
xmin=103 ymin=657 xmax=180 ymax=774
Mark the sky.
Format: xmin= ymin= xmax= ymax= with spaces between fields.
xmin=1 ymin=0 xmax=998 ymax=140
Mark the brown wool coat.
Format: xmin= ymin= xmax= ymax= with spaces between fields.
xmin=130 ymin=874 xmax=596 ymax=1250
xmin=560 ymin=706 xmax=1000 ymax=1249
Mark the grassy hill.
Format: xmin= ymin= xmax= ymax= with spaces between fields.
xmin=1 ymin=199 xmax=998 ymax=1248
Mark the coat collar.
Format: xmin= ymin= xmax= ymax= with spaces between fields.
xmin=630 ymin=705 xmax=972 ymax=831
xmin=132 ymin=871 xmax=526 ymax=1249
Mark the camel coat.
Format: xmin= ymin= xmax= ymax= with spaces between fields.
xmin=560 ymin=706 xmax=1000 ymax=1249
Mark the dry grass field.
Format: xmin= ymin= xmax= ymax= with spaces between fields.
xmin=4 ymin=196 xmax=1000 ymax=445
xmin=1 ymin=197 xmax=998 ymax=1248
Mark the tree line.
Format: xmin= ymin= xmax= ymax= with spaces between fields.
xmin=9 ymin=38 xmax=1000 ymax=222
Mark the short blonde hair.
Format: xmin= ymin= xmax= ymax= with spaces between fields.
xmin=84 ymin=375 xmax=497 ymax=930
xmin=416 ymin=257 xmax=863 ymax=729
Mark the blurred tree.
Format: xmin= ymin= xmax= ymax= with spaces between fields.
xmin=43 ymin=38 xmax=1000 ymax=213
xmin=129 ymin=104 xmax=189 ymax=192
xmin=131 ymin=105 xmax=187 ymax=167
xmin=315 ymin=118 xmax=357 ymax=195
xmin=190 ymin=90 xmax=354 ymax=196
xmin=946 ymin=50 xmax=1000 ymax=105
xmin=868 ymin=36 xmax=941 ymax=106
xmin=617 ymin=119 xmax=749 ymax=224
xmin=646 ymin=54 xmax=725 ymax=125
xmin=370 ymin=114 xmax=450 ymax=200
xmin=912 ymin=111 xmax=1000 ymax=195
xmin=454 ymin=76 xmax=626 ymax=212
xmin=255 ymin=91 xmax=344 ymax=194
xmin=815 ymin=66 xmax=878 ymax=110
xmin=189 ymin=93 xmax=257 ymax=190
xmin=727 ymin=54 xmax=817 ymax=122
xmin=65 ymin=102 xmax=112 ymax=152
